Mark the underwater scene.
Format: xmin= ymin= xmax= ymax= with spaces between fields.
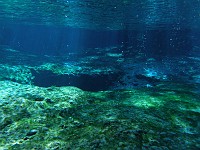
xmin=0 ymin=0 xmax=200 ymax=149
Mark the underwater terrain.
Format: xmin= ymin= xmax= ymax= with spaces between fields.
xmin=0 ymin=45 xmax=200 ymax=150
xmin=0 ymin=0 xmax=200 ymax=150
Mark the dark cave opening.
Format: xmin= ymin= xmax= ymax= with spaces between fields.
xmin=31 ymin=70 xmax=121 ymax=92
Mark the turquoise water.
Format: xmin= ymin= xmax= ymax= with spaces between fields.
xmin=0 ymin=0 xmax=200 ymax=29
xmin=0 ymin=0 xmax=200 ymax=149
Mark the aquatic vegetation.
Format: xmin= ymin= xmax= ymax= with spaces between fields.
xmin=0 ymin=0 xmax=199 ymax=149
xmin=106 ymin=52 xmax=123 ymax=57
xmin=144 ymin=68 xmax=158 ymax=78
xmin=0 ymin=80 xmax=199 ymax=149
xmin=33 ymin=56 xmax=120 ymax=76
xmin=0 ymin=64 xmax=34 ymax=84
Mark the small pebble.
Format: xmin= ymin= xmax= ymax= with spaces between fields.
xmin=26 ymin=129 xmax=38 ymax=136
xmin=148 ymin=130 xmax=155 ymax=134
xmin=42 ymin=127 xmax=49 ymax=132
xmin=46 ymin=98 xmax=54 ymax=103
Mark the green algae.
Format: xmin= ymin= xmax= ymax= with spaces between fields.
xmin=0 ymin=64 xmax=34 ymax=84
xmin=0 ymin=80 xmax=199 ymax=149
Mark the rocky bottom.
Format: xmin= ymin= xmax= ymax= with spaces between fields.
xmin=0 ymin=80 xmax=199 ymax=150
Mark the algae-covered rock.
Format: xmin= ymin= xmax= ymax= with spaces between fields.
xmin=0 ymin=80 xmax=199 ymax=149
xmin=0 ymin=64 xmax=34 ymax=84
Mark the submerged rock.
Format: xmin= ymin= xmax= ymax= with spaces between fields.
xmin=0 ymin=80 xmax=199 ymax=149
xmin=26 ymin=129 xmax=38 ymax=136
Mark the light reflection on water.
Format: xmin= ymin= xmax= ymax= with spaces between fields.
xmin=0 ymin=0 xmax=199 ymax=30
